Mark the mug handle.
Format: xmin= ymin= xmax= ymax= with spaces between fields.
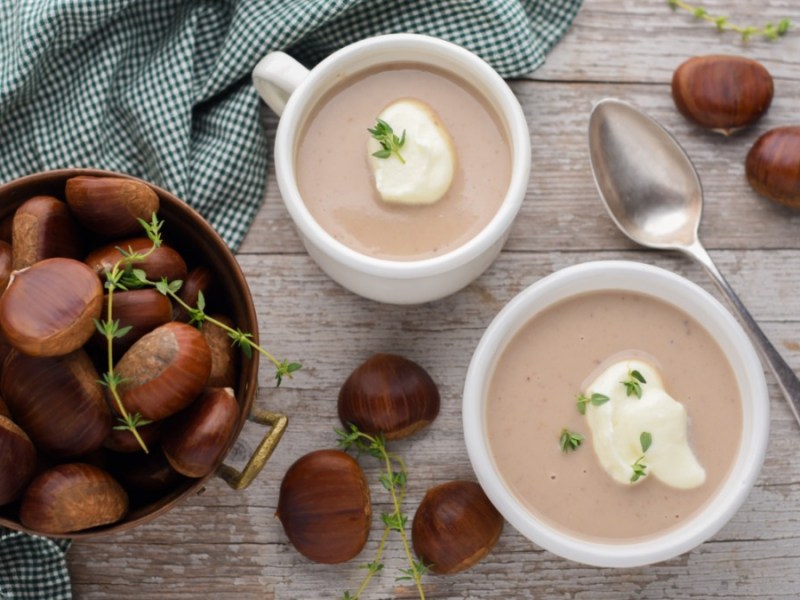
xmin=252 ymin=52 xmax=309 ymax=116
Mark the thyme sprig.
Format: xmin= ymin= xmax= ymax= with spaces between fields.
xmin=576 ymin=392 xmax=610 ymax=415
xmin=622 ymin=370 xmax=647 ymax=399
xmin=559 ymin=428 xmax=584 ymax=453
xmin=668 ymin=0 xmax=791 ymax=41
xmin=337 ymin=424 xmax=427 ymax=600
xmin=630 ymin=432 xmax=653 ymax=483
xmin=368 ymin=119 xmax=407 ymax=164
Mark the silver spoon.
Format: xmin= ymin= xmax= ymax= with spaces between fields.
xmin=588 ymin=98 xmax=800 ymax=425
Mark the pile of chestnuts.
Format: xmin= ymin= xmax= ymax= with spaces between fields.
xmin=276 ymin=353 xmax=504 ymax=584
xmin=0 ymin=175 xmax=242 ymax=534
xmin=671 ymin=54 xmax=800 ymax=208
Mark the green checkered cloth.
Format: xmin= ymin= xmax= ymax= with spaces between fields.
xmin=0 ymin=0 xmax=581 ymax=250
xmin=0 ymin=529 xmax=71 ymax=599
xmin=0 ymin=0 xmax=581 ymax=595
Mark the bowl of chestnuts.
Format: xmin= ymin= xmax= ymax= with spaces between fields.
xmin=0 ymin=168 xmax=289 ymax=538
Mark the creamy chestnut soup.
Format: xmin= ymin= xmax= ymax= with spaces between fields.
xmin=486 ymin=290 xmax=743 ymax=542
xmin=295 ymin=64 xmax=511 ymax=260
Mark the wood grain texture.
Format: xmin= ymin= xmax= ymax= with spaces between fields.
xmin=68 ymin=0 xmax=800 ymax=598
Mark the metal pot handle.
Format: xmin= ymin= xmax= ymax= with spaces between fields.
xmin=216 ymin=408 xmax=288 ymax=490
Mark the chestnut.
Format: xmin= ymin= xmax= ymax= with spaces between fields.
xmin=12 ymin=195 xmax=82 ymax=269
xmin=115 ymin=322 xmax=212 ymax=421
xmin=0 ymin=415 xmax=37 ymax=505
xmin=203 ymin=315 xmax=238 ymax=388
xmin=277 ymin=449 xmax=371 ymax=564
xmin=162 ymin=387 xmax=239 ymax=478
xmin=0 ymin=257 xmax=103 ymax=357
xmin=85 ymin=237 xmax=187 ymax=283
xmin=92 ymin=289 xmax=173 ymax=353
xmin=745 ymin=126 xmax=800 ymax=208
xmin=0 ymin=240 xmax=11 ymax=294
xmin=1 ymin=349 xmax=111 ymax=457
xmin=111 ymin=448 xmax=185 ymax=497
xmin=672 ymin=55 xmax=773 ymax=135
xmin=19 ymin=463 xmax=128 ymax=534
xmin=65 ymin=176 xmax=160 ymax=237
xmin=411 ymin=480 xmax=503 ymax=574
xmin=173 ymin=266 xmax=213 ymax=322
xmin=0 ymin=395 xmax=9 ymax=419
xmin=338 ymin=353 xmax=440 ymax=440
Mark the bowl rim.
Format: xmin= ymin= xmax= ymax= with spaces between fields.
xmin=0 ymin=168 xmax=259 ymax=538
xmin=462 ymin=260 xmax=770 ymax=567
xmin=273 ymin=33 xmax=531 ymax=279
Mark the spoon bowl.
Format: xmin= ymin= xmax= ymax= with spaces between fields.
xmin=588 ymin=98 xmax=800 ymax=425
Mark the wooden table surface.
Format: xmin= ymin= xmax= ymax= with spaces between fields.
xmin=68 ymin=1 xmax=800 ymax=598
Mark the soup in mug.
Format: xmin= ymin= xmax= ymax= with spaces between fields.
xmin=295 ymin=63 xmax=511 ymax=260
xmin=485 ymin=290 xmax=743 ymax=542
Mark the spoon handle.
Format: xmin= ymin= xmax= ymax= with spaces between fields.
xmin=685 ymin=242 xmax=800 ymax=425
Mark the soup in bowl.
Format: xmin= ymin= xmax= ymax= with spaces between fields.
xmin=462 ymin=261 xmax=769 ymax=567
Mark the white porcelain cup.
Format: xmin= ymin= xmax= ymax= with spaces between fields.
xmin=252 ymin=34 xmax=530 ymax=304
xmin=463 ymin=261 xmax=770 ymax=567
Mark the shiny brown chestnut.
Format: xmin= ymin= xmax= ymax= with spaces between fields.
xmin=65 ymin=176 xmax=160 ymax=238
xmin=203 ymin=315 xmax=238 ymax=388
xmin=173 ymin=266 xmax=213 ymax=322
xmin=745 ymin=126 xmax=800 ymax=208
xmin=0 ymin=415 xmax=37 ymax=505
xmin=115 ymin=322 xmax=212 ymax=421
xmin=338 ymin=353 xmax=440 ymax=440
xmin=85 ymin=237 xmax=187 ymax=283
xmin=19 ymin=463 xmax=128 ymax=534
xmin=2 ymin=349 xmax=111 ymax=457
xmin=92 ymin=289 xmax=173 ymax=353
xmin=672 ymin=55 xmax=773 ymax=135
xmin=0 ymin=395 xmax=9 ymax=419
xmin=163 ymin=387 xmax=239 ymax=478
xmin=0 ymin=241 xmax=11 ymax=295
xmin=12 ymin=195 xmax=82 ymax=270
xmin=0 ymin=257 xmax=103 ymax=357
xmin=412 ymin=480 xmax=503 ymax=574
xmin=277 ymin=449 xmax=371 ymax=564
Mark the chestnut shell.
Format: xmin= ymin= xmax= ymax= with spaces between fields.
xmin=672 ymin=55 xmax=773 ymax=134
xmin=12 ymin=195 xmax=82 ymax=270
xmin=338 ymin=353 xmax=440 ymax=440
xmin=115 ymin=322 xmax=212 ymax=421
xmin=412 ymin=480 xmax=503 ymax=574
xmin=85 ymin=237 xmax=187 ymax=283
xmin=19 ymin=463 xmax=129 ymax=534
xmin=0 ymin=415 xmax=37 ymax=505
xmin=0 ymin=257 xmax=103 ymax=357
xmin=746 ymin=126 xmax=800 ymax=208
xmin=277 ymin=449 xmax=371 ymax=564
xmin=65 ymin=176 xmax=160 ymax=237
xmin=92 ymin=288 xmax=173 ymax=353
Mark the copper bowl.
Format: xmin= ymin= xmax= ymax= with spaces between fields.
xmin=0 ymin=169 xmax=287 ymax=538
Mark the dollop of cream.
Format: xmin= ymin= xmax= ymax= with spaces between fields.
xmin=367 ymin=99 xmax=455 ymax=205
xmin=583 ymin=359 xmax=706 ymax=489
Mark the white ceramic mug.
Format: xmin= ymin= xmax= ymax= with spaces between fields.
xmin=252 ymin=34 xmax=530 ymax=304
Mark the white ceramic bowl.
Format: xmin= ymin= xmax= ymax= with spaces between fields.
xmin=253 ymin=34 xmax=531 ymax=304
xmin=463 ymin=260 xmax=769 ymax=567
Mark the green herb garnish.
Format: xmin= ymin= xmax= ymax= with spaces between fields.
xmin=559 ymin=428 xmax=584 ymax=453
xmin=576 ymin=392 xmax=610 ymax=415
xmin=622 ymin=369 xmax=646 ymax=398
xmin=368 ymin=118 xmax=407 ymax=164
xmin=630 ymin=432 xmax=653 ymax=483
xmin=667 ymin=0 xmax=791 ymax=41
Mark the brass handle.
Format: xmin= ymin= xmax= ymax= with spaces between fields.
xmin=216 ymin=408 xmax=288 ymax=490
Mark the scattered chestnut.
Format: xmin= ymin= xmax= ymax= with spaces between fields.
xmin=0 ymin=415 xmax=37 ymax=505
xmin=115 ymin=322 xmax=212 ymax=421
xmin=163 ymin=387 xmax=239 ymax=478
xmin=19 ymin=463 xmax=128 ymax=534
xmin=2 ymin=349 xmax=111 ymax=457
xmin=338 ymin=353 xmax=440 ymax=440
xmin=671 ymin=55 xmax=773 ymax=135
xmin=12 ymin=195 xmax=82 ymax=270
xmin=277 ymin=449 xmax=371 ymax=564
xmin=65 ymin=176 xmax=160 ymax=237
xmin=745 ymin=126 xmax=800 ymax=208
xmin=92 ymin=289 xmax=173 ymax=353
xmin=0 ymin=240 xmax=11 ymax=294
xmin=203 ymin=315 xmax=238 ymax=388
xmin=0 ymin=257 xmax=103 ymax=357
xmin=85 ymin=237 xmax=188 ymax=283
xmin=412 ymin=480 xmax=503 ymax=574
